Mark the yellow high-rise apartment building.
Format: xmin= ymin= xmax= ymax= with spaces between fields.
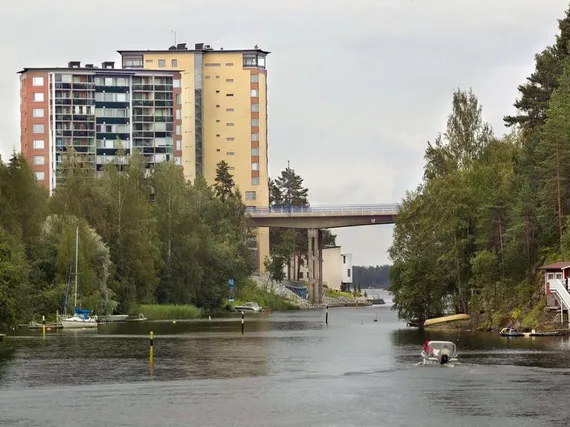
xmin=118 ymin=42 xmax=269 ymax=272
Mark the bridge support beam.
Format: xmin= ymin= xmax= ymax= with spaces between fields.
xmin=308 ymin=228 xmax=323 ymax=305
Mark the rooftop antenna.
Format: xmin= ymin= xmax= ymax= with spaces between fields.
xmin=172 ymin=30 xmax=177 ymax=46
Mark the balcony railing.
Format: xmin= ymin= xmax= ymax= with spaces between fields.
xmin=245 ymin=204 xmax=400 ymax=216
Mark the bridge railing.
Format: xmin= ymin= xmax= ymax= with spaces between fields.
xmin=246 ymin=204 xmax=400 ymax=216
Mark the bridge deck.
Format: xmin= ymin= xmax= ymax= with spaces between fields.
xmin=246 ymin=204 xmax=399 ymax=229
xmin=246 ymin=204 xmax=399 ymax=217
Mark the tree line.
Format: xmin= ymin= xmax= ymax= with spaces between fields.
xmin=0 ymin=152 xmax=254 ymax=327
xmin=389 ymin=5 xmax=570 ymax=327
xmin=353 ymin=265 xmax=391 ymax=288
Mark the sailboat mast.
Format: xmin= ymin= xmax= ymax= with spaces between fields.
xmin=74 ymin=226 xmax=79 ymax=308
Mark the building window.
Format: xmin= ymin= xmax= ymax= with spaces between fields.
xmin=216 ymin=120 xmax=220 ymax=123
xmin=245 ymin=191 xmax=256 ymax=200
xmin=226 ymin=93 xmax=234 ymax=97
xmin=251 ymin=74 xmax=259 ymax=83
xmin=216 ymin=134 xmax=220 ymax=137
xmin=251 ymin=133 xmax=259 ymax=141
xmin=176 ymin=94 xmax=181 ymax=105
xmin=216 ymin=105 xmax=220 ymax=108
xmin=216 ymin=90 xmax=220 ymax=93
xmin=251 ymin=147 xmax=259 ymax=156
xmin=227 ymin=123 xmax=234 ymax=127
xmin=176 ymin=125 xmax=182 ymax=135
xmin=216 ymin=76 xmax=220 ymax=80
xmin=226 ymin=78 xmax=234 ymax=83
xmin=205 ymin=76 xmax=211 ymax=80
xmin=227 ymin=137 xmax=235 ymax=141
xmin=35 ymin=171 xmax=45 ymax=181
xmin=251 ymin=89 xmax=258 ymax=97
xmin=347 ymin=269 xmax=351 ymax=278
xmin=176 ymin=140 xmax=182 ymax=151
xmin=175 ymin=157 xmax=182 ymax=165
xmin=173 ymin=79 xmax=181 ymax=88
xmin=217 ymin=149 xmax=221 ymax=152
xmin=228 ymin=166 xmax=235 ymax=170
xmin=227 ymin=151 xmax=235 ymax=156
xmin=33 ymin=124 xmax=44 ymax=134
xmin=172 ymin=59 xmax=178 ymax=67
xmin=158 ymin=59 xmax=166 ymax=67
xmin=252 ymin=177 xmax=260 ymax=186
xmin=343 ymin=256 xmax=346 ymax=264
xmin=32 ymin=108 xmax=44 ymax=118
xmin=226 ymin=108 xmax=234 ymax=112
xmin=146 ymin=59 xmax=153 ymax=64
xmin=252 ymin=162 xmax=259 ymax=171
xmin=33 ymin=92 xmax=44 ymax=102
xmin=205 ymin=63 xmax=221 ymax=67
xmin=32 ymin=76 xmax=44 ymax=86
xmin=176 ymin=110 xmax=181 ymax=120
xmin=226 ymin=63 xmax=234 ymax=66
xmin=251 ymin=118 xmax=259 ymax=126
xmin=33 ymin=140 xmax=45 ymax=149
xmin=33 ymin=155 xmax=45 ymax=165
xmin=251 ymin=103 xmax=259 ymax=112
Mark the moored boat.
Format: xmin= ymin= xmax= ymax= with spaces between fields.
xmin=499 ymin=327 xmax=524 ymax=337
xmin=234 ymin=302 xmax=263 ymax=312
xmin=421 ymin=340 xmax=458 ymax=365
xmin=99 ymin=314 xmax=129 ymax=323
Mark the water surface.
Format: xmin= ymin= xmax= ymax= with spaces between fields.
xmin=2 ymin=303 xmax=570 ymax=426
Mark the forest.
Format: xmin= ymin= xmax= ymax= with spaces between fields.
xmin=0 ymin=152 xmax=255 ymax=327
xmin=389 ymin=6 xmax=570 ymax=328
xmin=353 ymin=265 xmax=390 ymax=288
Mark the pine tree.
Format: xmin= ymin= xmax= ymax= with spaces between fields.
xmin=504 ymin=7 xmax=570 ymax=131
xmin=214 ymin=160 xmax=234 ymax=202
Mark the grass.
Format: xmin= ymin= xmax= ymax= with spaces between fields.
xmin=136 ymin=304 xmax=202 ymax=320
xmin=324 ymin=288 xmax=355 ymax=299
xmin=233 ymin=281 xmax=299 ymax=311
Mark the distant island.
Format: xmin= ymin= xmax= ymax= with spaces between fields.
xmin=353 ymin=265 xmax=390 ymax=289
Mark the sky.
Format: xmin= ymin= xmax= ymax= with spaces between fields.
xmin=0 ymin=0 xmax=569 ymax=266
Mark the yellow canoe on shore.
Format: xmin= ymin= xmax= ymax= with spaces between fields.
xmin=424 ymin=314 xmax=471 ymax=327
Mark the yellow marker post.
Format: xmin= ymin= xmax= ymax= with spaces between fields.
xmin=149 ymin=331 xmax=154 ymax=367
xmin=42 ymin=315 xmax=46 ymax=337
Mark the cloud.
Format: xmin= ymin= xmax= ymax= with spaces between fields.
xmin=0 ymin=0 xmax=568 ymax=265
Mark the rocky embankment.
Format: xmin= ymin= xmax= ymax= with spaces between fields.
xmin=250 ymin=275 xmax=368 ymax=309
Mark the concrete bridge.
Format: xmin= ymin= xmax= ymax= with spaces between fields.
xmin=246 ymin=204 xmax=399 ymax=229
xmin=247 ymin=204 xmax=399 ymax=304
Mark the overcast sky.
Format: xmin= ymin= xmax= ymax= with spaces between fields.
xmin=1 ymin=0 xmax=568 ymax=266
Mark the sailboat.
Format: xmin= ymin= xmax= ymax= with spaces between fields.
xmin=60 ymin=227 xmax=98 ymax=329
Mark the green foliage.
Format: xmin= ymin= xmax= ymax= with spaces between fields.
xmin=136 ymin=304 xmax=202 ymax=320
xmin=353 ymin=265 xmax=391 ymax=288
xmin=268 ymin=166 xmax=336 ymax=280
xmin=0 ymin=147 xmax=258 ymax=328
xmin=391 ymin=6 xmax=570 ymax=328
xmin=234 ymin=279 xmax=298 ymax=311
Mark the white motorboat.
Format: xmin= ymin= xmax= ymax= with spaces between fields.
xmin=421 ymin=340 xmax=458 ymax=365
xmin=234 ymin=302 xmax=263 ymax=312
xmin=100 ymin=314 xmax=129 ymax=323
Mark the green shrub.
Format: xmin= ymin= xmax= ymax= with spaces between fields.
xmin=136 ymin=304 xmax=202 ymax=320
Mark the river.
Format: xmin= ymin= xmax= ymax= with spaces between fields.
xmin=2 ymin=301 xmax=570 ymax=426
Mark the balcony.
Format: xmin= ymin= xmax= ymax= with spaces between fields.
xmin=133 ymin=100 xmax=153 ymax=107
xmin=132 ymin=116 xmax=154 ymax=122
xmin=55 ymin=114 xmax=72 ymax=121
xmin=73 ymin=98 xmax=95 ymax=106
xmin=55 ymin=99 xmax=72 ymax=105
xmin=72 ymin=83 xmax=95 ymax=90
xmin=154 ymin=85 xmax=173 ymax=92
xmin=132 ymin=85 xmax=154 ymax=91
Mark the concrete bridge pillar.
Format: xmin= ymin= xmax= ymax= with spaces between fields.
xmin=308 ymin=228 xmax=323 ymax=304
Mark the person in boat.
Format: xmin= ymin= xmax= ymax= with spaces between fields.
xmin=422 ymin=340 xmax=429 ymax=353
